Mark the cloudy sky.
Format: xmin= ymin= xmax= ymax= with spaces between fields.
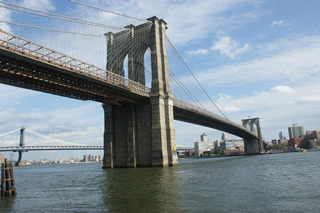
xmin=1 ymin=0 xmax=320 ymax=160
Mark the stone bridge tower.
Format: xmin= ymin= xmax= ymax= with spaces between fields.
xmin=242 ymin=118 xmax=265 ymax=154
xmin=102 ymin=17 xmax=178 ymax=168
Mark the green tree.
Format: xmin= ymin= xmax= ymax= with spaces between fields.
xmin=214 ymin=148 xmax=224 ymax=157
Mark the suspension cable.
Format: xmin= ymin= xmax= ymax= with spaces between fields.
xmin=0 ymin=4 xmax=122 ymax=31
xmin=68 ymin=0 xmax=147 ymax=22
xmin=1 ymin=21 xmax=104 ymax=37
xmin=0 ymin=128 xmax=21 ymax=137
xmin=169 ymin=70 xmax=206 ymax=109
xmin=166 ymin=37 xmax=229 ymax=120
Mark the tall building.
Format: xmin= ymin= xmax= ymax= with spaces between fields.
xmin=83 ymin=155 xmax=88 ymax=162
xmin=194 ymin=133 xmax=215 ymax=156
xmin=221 ymin=132 xmax=227 ymax=141
xmin=288 ymin=124 xmax=304 ymax=139
xmin=279 ymin=131 xmax=284 ymax=140
xmin=200 ymin=133 xmax=208 ymax=142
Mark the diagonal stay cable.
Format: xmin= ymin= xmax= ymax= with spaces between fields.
xmin=144 ymin=66 xmax=204 ymax=109
xmin=169 ymin=70 xmax=206 ymax=109
xmin=0 ymin=0 xmax=122 ymax=30
xmin=166 ymin=37 xmax=229 ymax=120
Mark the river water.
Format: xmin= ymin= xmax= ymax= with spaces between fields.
xmin=1 ymin=151 xmax=319 ymax=212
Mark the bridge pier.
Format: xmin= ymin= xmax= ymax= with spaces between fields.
xmin=102 ymin=98 xmax=177 ymax=168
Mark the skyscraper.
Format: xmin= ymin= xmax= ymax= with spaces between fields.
xmin=279 ymin=131 xmax=284 ymax=139
xmin=288 ymin=124 xmax=304 ymax=139
xmin=200 ymin=133 xmax=208 ymax=142
xmin=221 ymin=132 xmax=227 ymax=141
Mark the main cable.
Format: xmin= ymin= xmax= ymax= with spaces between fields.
xmin=69 ymin=0 xmax=147 ymax=22
xmin=166 ymin=37 xmax=229 ymax=120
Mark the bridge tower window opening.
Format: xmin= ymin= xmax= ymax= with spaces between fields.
xmin=123 ymin=54 xmax=129 ymax=79
xmin=144 ymin=48 xmax=152 ymax=88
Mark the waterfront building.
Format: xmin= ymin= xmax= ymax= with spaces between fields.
xmin=220 ymin=139 xmax=244 ymax=151
xmin=194 ymin=133 xmax=215 ymax=156
xmin=278 ymin=138 xmax=288 ymax=145
xmin=288 ymin=124 xmax=304 ymax=139
xmin=215 ymin=139 xmax=224 ymax=149
xmin=305 ymin=130 xmax=320 ymax=140
xmin=288 ymin=137 xmax=305 ymax=148
xmin=83 ymin=155 xmax=88 ymax=162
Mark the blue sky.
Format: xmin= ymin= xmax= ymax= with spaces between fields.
xmin=1 ymin=0 xmax=320 ymax=160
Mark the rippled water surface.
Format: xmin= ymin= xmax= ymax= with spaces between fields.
xmin=1 ymin=151 xmax=319 ymax=212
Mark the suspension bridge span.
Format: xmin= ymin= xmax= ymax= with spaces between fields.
xmin=0 ymin=128 xmax=195 ymax=165
xmin=0 ymin=14 xmax=264 ymax=168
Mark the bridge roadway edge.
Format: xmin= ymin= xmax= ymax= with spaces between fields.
xmin=0 ymin=48 xmax=148 ymax=105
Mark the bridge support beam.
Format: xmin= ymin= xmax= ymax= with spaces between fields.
xmin=242 ymin=118 xmax=265 ymax=154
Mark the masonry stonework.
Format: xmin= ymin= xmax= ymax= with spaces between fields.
xmin=102 ymin=17 xmax=177 ymax=168
xmin=242 ymin=118 xmax=265 ymax=154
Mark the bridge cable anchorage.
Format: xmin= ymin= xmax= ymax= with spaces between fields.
xmin=68 ymin=0 xmax=147 ymax=22
xmin=166 ymin=37 xmax=229 ymax=120
xmin=0 ymin=3 xmax=123 ymax=31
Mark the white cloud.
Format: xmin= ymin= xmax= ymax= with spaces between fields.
xmin=296 ymin=95 xmax=320 ymax=103
xmin=211 ymin=36 xmax=251 ymax=58
xmin=270 ymin=85 xmax=294 ymax=93
xmin=195 ymin=35 xmax=320 ymax=85
xmin=82 ymin=0 xmax=264 ymax=45
xmin=187 ymin=48 xmax=209 ymax=55
xmin=20 ymin=0 xmax=55 ymax=12
xmin=0 ymin=3 xmax=12 ymax=32
xmin=271 ymin=20 xmax=285 ymax=26
xmin=0 ymin=85 xmax=37 ymax=109
xmin=206 ymin=81 xmax=320 ymax=140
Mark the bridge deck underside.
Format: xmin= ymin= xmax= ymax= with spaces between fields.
xmin=0 ymin=49 xmax=148 ymax=105
xmin=173 ymin=106 xmax=258 ymax=140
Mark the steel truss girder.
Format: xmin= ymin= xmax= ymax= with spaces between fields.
xmin=0 ymin=54 xmax=147 ymax=105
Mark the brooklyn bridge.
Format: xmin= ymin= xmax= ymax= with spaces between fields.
xmin=0 ymin=1 xmax=265 ymax=168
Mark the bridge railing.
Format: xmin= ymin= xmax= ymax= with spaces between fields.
xmin=0 ymin=29 xmax=151 ymax=96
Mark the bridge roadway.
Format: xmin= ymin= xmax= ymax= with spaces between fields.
xmin=0 ymin=145 xmax=104 ymax=152
xmin=0 ymin=145 xmax=193 ymax=152
xmin=0 ymin=29 xmax=258 ymax=141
